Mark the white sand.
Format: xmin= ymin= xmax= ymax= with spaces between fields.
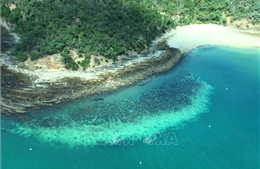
xmin=163 ymin=24 xmax=260 ymax=52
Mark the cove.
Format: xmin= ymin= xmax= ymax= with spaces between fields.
xmin=1 ymin=46 xmax=259 ymax=169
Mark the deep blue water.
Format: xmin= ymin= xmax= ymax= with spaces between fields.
xmin=1 ymin=46 xmax=259 ymax=169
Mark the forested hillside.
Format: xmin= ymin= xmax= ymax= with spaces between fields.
xmin=1 ymin=0 xmax=259 ymax=70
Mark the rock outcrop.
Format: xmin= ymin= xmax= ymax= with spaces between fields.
xmin=1 ymin=47 xmax=183 ymax=115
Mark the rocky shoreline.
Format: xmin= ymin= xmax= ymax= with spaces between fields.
xmin=1 ymin=44 xmax=183 ymax=115
xmin=3 ymin=23 xmax=258 ymax=115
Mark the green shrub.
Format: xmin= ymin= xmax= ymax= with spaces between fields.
xmin=15 ymin=51 xmax=28 ymax=62
xmin=30 ymin=52 xmax=41 ymax=61
xmin=61 ymin=53 xmax=79 ymax=70
xmin=221 ymin=17 xmax=227 ymax=25
xmin=80 ymin=56 xmax=91 ymax=70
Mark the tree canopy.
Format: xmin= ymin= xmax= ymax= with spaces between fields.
xmin=1 ymin=0 xmax=259 ymax=70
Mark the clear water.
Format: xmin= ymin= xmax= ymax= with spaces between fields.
xmin=1 ymin=46 xmax=259 ymax=169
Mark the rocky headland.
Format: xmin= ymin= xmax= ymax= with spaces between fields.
xmin=1 ymin=28 xmax=183 ymax=115
xmin=1 ymin=23 xmax=259 ymax=115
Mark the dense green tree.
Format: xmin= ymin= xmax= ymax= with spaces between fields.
xmin=1 ymin=0 xmax=259 ymax=70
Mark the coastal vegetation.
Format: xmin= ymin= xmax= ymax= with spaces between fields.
xmin=1 ymin=0 xmax=259 ymax=70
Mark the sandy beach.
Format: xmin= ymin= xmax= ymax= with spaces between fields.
xmin=159 ymin=24 xmax=260 ymax=53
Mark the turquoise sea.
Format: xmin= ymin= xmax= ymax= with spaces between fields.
xmin=1 ymin=46 xmax=259 ymax=169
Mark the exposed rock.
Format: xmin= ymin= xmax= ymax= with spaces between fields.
xmin=1 ymin=26 xmax=14 ymax=52
xmin=1 ymin=39 xmax=183 ymax=115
